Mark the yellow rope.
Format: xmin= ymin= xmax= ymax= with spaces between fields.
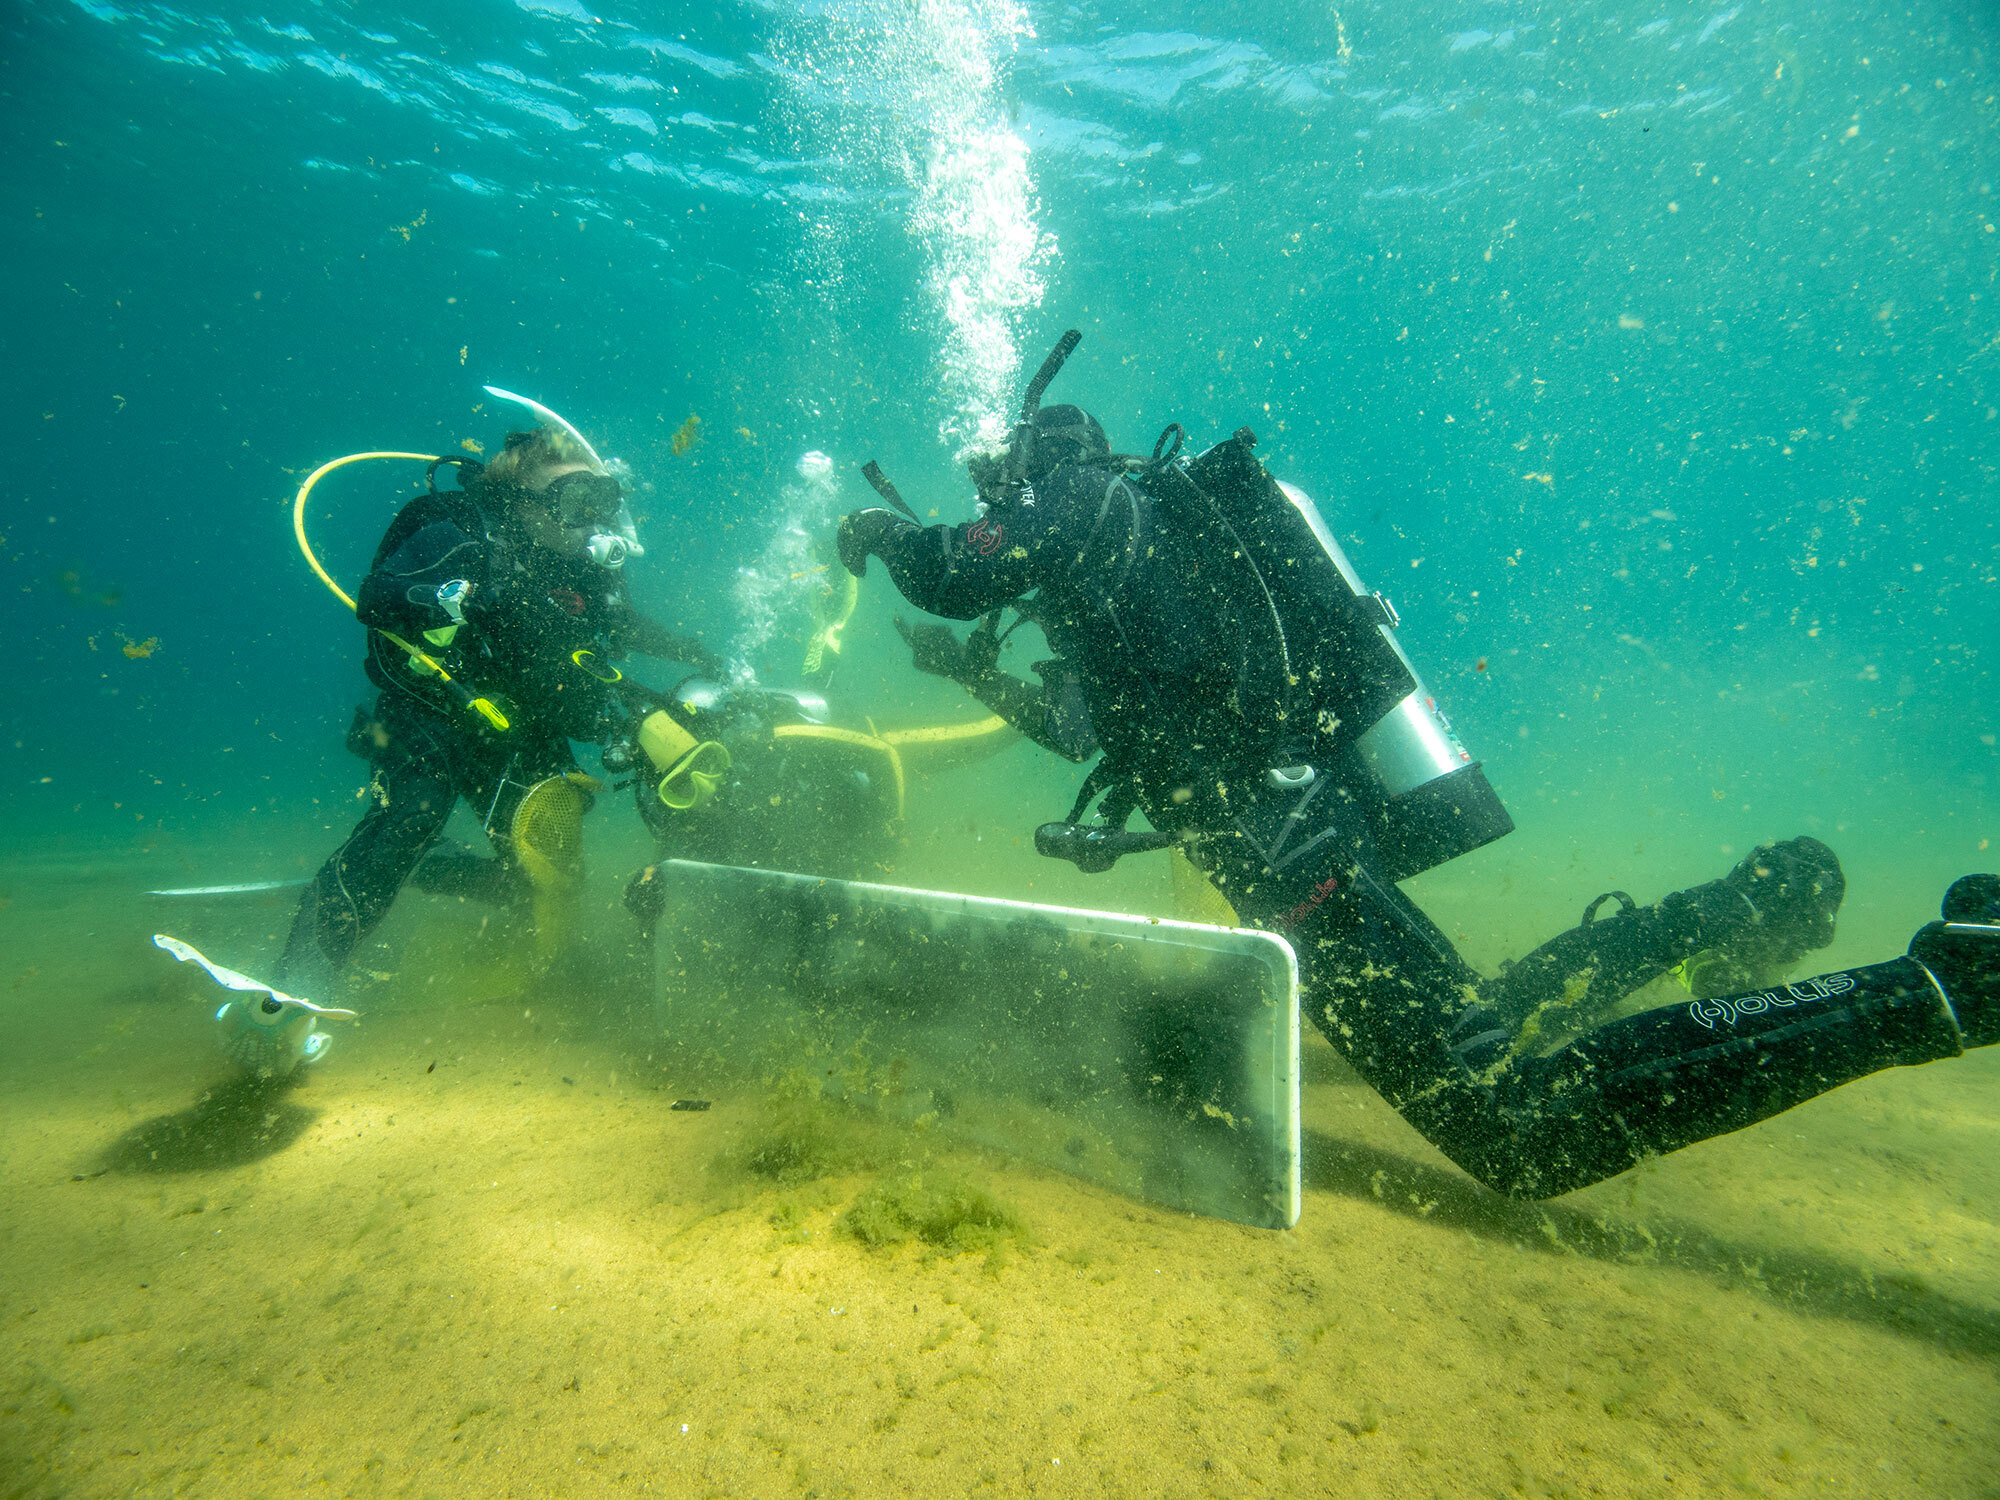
xmin=877 ymin=715 xmax=1010 ymax=747
xmin=291 ymin=451 xmax=508 ymax=730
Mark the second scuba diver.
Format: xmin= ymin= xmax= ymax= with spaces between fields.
xmin=839 ymin=329 xmax=2000 ymax=1200
xmin=275 ymin=396 xmax=727 ymax=1039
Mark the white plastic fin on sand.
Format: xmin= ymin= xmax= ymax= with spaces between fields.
xmin=146 ymin=880 xmax=310 ymax=896
xmin=481 ymin=385 xmax=606 ymax=472
xmin=152 ymin=935 xmax=359 ymax=1019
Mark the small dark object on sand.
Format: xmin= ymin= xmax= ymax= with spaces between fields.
xmin=670 ymin=1099 xmax=712 ymax=1112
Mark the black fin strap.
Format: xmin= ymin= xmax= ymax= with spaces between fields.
xmin=1580 ymin=890 xmax=1638 ymax=925
xmin=1064 ymin=759 xmax=1115 ymax=826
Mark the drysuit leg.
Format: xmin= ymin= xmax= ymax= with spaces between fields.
xmin=1184 ymin=778 xmax=1971 ymax=1198
xmin=412 ymin=842 xmax=531 ymax=909
xmin=278 ymin=759 xmax=457 ymax=994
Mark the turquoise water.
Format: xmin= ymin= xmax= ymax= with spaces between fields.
xmin=3 ymin=3 xmax=1997 ymax=1495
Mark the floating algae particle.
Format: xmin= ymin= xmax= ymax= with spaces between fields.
xmin=118 ymin=634 xmax=160 ymax=659
xmin=840 ymin=1174 xmax=1024 ymax=1255
xmin=670 ymin=412 xmax=702 ymax=456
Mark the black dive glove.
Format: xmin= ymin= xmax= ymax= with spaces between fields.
xmin=894 ymin=613 xmax=1001 ymax=684
xmin=836 ymin=508 xmax=913 ymax=579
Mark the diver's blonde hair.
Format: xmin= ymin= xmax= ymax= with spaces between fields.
xmin=483 ymin=425 xmax=597 ymax=486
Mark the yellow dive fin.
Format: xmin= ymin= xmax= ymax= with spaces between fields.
xmin=638 ymin=711 xmax=732 ymax=811
xmin=802 ymin=567 xmax=859 ymax=675
xmin=1171 ymin=848 xmax=1240 ymax=926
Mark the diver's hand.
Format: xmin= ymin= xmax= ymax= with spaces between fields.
xmin=836 ymin=508 xmax=908 ymax=579
xmin=962 ymin=611 xmax=1003 ymax=678
xmin=894 ymin=616 xmax=971 ymax=681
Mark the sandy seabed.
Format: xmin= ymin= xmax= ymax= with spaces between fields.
xmin=3 ymin=834 xmax=1997 ymax=1500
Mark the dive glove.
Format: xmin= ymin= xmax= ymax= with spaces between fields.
xmin=836 ymin=508 xmax=913 ymax=579
xmin=894 ymin=612 xmax=1002 ymax=685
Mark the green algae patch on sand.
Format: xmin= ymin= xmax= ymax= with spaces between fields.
xmin=725 ymin=1061 xmax=919 ymax=1188
xmin=737 ymin=1096 xmax=893 ymax=1186
xmin=840 ymin=1173 xmax=1025 ymax=1255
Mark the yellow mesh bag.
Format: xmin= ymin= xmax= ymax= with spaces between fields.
xmin=511 ymin=775 xmax=586 ymax=890
xmin=509 ymin=773 xmax=596 ymax=954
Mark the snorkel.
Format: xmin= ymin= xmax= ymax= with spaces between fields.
xmin=1002 ymin=329 xmax=1083 ymax=488
xmin=483 ymin=385 xmax=646 ymax=568
xmin=859 ymin=329 xmax=1085 ymax=516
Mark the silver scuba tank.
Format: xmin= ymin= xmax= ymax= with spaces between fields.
xmin=1272 ymin=480 xmax=1514 ymax=881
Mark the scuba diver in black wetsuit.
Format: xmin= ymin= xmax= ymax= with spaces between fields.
xmin=837 ymin=329 xmax=2000 ymax=1200
xmin=277 ymin=404 xmax=726 ymax=1014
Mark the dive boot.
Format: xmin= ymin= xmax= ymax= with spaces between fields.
xmin=1909 ymin=874 xmax=2000 ymax=1048
xmin=215 ymin=993 xmax=336 ymax=1079
xmin=1699 ymin=834 xmax=1846 ymax=973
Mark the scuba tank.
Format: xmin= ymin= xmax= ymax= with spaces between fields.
xmin=1269 ymin=476 xmax=1514 ymax=882
xmin=1166 ymin=427 xmax=1512 ymax=881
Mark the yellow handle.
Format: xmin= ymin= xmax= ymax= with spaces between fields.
xmin=295 ymin=451 xmax=518 ymax=735
xmin=469 ymin=698 xmax=512 ymax=731
xmin=773 ymin=723 xmax=907 ymax=823
xmin=571 ymin=649 xmax=623 ymax=683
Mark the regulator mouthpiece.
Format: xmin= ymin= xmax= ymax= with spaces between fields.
xmin=587 ymin=532 xmax=633 ymax=568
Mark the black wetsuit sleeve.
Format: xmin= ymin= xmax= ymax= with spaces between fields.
xmin=355 ymin=521 xmax=487 ymax=638
xmin=606 ymin=603 xmax=725 ymax=674
xmin=876 ymin=465 xmax=1134 ymax=621
xmin=874 ymin=505 xmax=1057 ymax=620
xmin=958 ymin=664 xmax=1100 ymax=763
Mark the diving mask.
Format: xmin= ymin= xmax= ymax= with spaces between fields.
xmin=483 ymin=384 xmax=647 ymax=569
xmin=547 ymin=468 xmax=625 ymax=529
xmin=545 ymin=473 xmax=646 ymax=569
xmin=546 ymin=471 xmax=641 ymax=568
